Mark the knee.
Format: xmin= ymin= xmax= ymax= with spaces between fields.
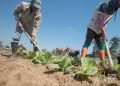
xmin=83 ymin=41 xmax=91 ymax=48
xmin=98 ymin=42 xmax=105 ymax=50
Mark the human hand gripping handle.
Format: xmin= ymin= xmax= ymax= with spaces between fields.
xmin=101 ymin=26 xmax=106 ymax=41
xmin=31 ymin=35 xmax=35 ymax=44
xmin=17 ymin=20 xmax=35 ymax=43
xmin=17 ymin=20 xmax=24 ymax=31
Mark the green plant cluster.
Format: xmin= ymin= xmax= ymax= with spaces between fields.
xmin=20 ymin=50 xmax=120 ymax=79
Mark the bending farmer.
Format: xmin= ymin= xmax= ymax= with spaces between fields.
xmin=11 ymin=0 xmax=42 ymax=57
xmin=81 ymin=0 xmax=120 ymax=67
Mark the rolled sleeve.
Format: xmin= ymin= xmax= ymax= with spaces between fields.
xmin=32 ymin=15 xmax=41 ymax=36
xmin=14 ymin=2 xmax=27 ymax=19
xmin=14 ymin=3 xmax=23 ymax=18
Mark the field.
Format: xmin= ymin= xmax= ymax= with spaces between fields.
xmin=0 ymin=50 xmax=120 ymax=86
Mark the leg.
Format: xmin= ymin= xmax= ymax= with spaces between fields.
xmin=81 ymin=28 xmax=96 ymax=58
xmin=94 ymin=33 xmax=105 ymax=61
xmin=33 ymin=43 xmax=39 ymax=52
xmin=11 ymin=26 xmax=23 ymax=56
xmin=94 ymin=33 xmax=107 ymax=68
xmin=12 ymin=26 xmax=23 ymax=42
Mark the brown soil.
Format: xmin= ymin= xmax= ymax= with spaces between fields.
xmin=0 ymin=50 xmax=120 ymax=86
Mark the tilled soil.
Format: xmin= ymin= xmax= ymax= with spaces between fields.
xmin=0 ymin=50 xmax=120 ymax=86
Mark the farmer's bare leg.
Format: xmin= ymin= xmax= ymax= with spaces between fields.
xmin=94 ymin=33 xmax=107 ymax=68
xmin=94 ymin=33 xmax=105 ymax=61
xmin=81 ymin=28 xmax=96 ymax=58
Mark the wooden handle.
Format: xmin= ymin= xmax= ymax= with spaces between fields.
xmin=104 ymin=40 xmax=114 ymax=67
xmin=21 ymin=27 xmax=44 ymax=54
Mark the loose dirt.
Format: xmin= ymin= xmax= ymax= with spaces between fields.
xmin=0 ymin=50 xmax=120 ymax=86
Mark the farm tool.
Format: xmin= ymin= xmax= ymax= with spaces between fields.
xmin=20 ymin=26 xmax=44 ymax=54
xmin=103 ymin=16 xmax=114 ymax=68
xmin=104 ymin=39 xmax=113 ymax=68
xmin=97 ymin=15 xmax=118 ymax=75
xmin=102 ymin=28 xmax=117 ymax=75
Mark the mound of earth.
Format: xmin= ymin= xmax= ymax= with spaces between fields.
xmin=0 ymin=50 xmax=120 ymax=86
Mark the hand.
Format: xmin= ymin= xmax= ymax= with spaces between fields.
xmin=102 ymin=35 xmax=106 ymax=41
xmin=101 ymin=27 xmax=106 ymax=41
xmin=101 ymin=32 xmax=106 ymax=41
xmin=30 ymin=35 xmax=35 ymax=43
xmin=17 ymin=20 xmax=23 ymax=29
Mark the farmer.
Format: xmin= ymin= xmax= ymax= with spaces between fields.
xmin=11 ymin=0 xmax=42 ymax=57
xmin=81 ymin=0 xmax=120 ymax=67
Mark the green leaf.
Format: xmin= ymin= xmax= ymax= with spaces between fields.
xmin=47 ymin=64 xmax=60 ymax=71
xmin=50 ymin=56 xmax=63 ymax=64
xmin=59 ymin=57 xmax=72 ymax=71
xmin=32 ymin=58 xmax=42 ymax=64
xmin=43 ymin=52 xmax=52 ymax=63
xmin=39 ymin=55 xmax=47 ymax=64
xmin=114 ymin=63 xmax=120 ymax=71
xmin=65 ymin=65 xmax=74 ymax=73
xmin=79 ymin=58 xmax=98 ymax=76
xmin=88 ymin=58 xmax=96 ymax=66
xmin=35 ymin=51 xmax=42 ymax=57
xmin=76 ymin=71 xmax=89 ymax=77
xmin=22 ymin=50 xmax=29 ymax=57
xmin=22 ymin=51 xmax=36 ymax=59
xmin=28 ymin=51 xmax=36 ymax=59
xmin=71 ymin=58 xmax=81 ymax=66
xmin=81 ymin=58 xmax=89 ymax=72
xmin=85 ymin=66 xmax=98 ymax=76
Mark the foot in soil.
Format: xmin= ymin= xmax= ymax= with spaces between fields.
xmin=104 ymin=67 xmax=117 ymax=76
xmin=117 ymin=73 xmax=120 ymax=80
xmin=9 ymin=53 xmax=18 ymax=58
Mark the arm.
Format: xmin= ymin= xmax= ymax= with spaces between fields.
xmin=97 ymin=14 xmax=106 ymax=40
xmin=14 ymin=3 xmax=23 ymax=29
xmin=31 ymin=14 xmax=41 ymax=42
xmin=32 ymin=15 xmax=41 ymax=37
xmin=14 ymin=2 xmax=24 ymax=19
xmin=14 ymin=2 xmax=24 ymax=29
